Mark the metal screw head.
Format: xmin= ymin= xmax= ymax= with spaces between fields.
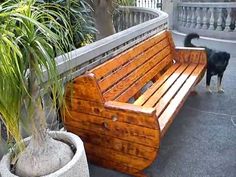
xmin=112 ymin=115 xmax=118 ymax=121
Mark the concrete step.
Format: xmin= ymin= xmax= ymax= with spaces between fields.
xmin=172 ymin=30 xmax=236 ymax=57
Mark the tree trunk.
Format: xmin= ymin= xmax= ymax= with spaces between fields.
xmin=89 ymin=0 xmax=116 ymax=40
xmin=15 ymin=54 xmax=73 ymax=177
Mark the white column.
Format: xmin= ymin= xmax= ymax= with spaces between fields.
xmin=224 ymin=8 xmax=232 ymax=32
xmin=209 ymin=7 xmax=215 ymax=30
xmin=196 ymin=7 xmax=202 ymax=29
xmin=216 ymin=8 xmax=223 ymax=31
xmin=186 ymin=6 xmax=192 ymax=28
xmin=190 ymin=7 xmax=196 ymax=28
xmin=182 ymin=6 xmax=187 ymax=26
xmin=202 ymin=7 xmax=208 ymax=29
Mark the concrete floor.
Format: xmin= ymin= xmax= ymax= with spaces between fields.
xmin=88 ymin=35 xmax=236 ymax=177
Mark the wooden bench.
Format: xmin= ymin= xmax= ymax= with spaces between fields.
xmin=64 ymin=30 xmax=207 ymax=177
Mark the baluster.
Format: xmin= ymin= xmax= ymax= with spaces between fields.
xmin=196 ymin=7 xmax=202 ymax=29
xmin=134 ymin=12 xmax=137 ymax=26
xmin=120 ymin=12 xmax=124 ymax=31
xmin=182 ymin=6 xmax=187 ymax=26
xmin=186 ymin=7 xmax=192 ymax=28
xmin=123 ymin=11 xmax=127 ymax=29
xmin=132 ymin=11 xmax=135 ymax=26
xmin=190 ymin=7 xmax=196 ymax=28
xmin=145 ymin=13 xmax=148 ymax=22
xmin=235 ymin=18 xmax=236 ymax=32
xmin=151 ymin=0 xmax=154 ymax=8
xmin=178 ymin=6 xmax=183 ymax=26
xmin=138 ymin=12 xmax=142 ymax=24
xmin=216 ymin=8 xmax=223 ymax=31
xmin=209 ymin=7 xmax=215 ymax=30
xmin=224 ymin=8 xmax=232 ymax=32
xmin=140 ymin=12 xmax=144 ymax=23
xmin=128 ymin=12 xmax=132 ymax=28
xmin=117 ymin=13 xmax=121 ymax=32
xmin=202 ymin=7 xmax=208 ymax=29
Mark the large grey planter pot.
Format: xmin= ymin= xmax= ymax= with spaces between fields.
xmin=0 ymin=131 xmax=90 ymax=177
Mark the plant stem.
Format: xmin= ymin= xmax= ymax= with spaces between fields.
xmin=29 ymin=53 xmax=47 ymax=145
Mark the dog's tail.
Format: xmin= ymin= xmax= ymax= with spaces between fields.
xmin=184 ymin=33 xmax=199 ymax=47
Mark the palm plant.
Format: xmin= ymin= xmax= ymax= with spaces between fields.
xmin=0 ymin=0 xmax=80 ymax=176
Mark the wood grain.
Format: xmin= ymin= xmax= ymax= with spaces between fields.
xmin=66 ymin=73 xmax=104 ymax=103
xmin=103 ymin=46 xmax=172 ymax=101
xmin=65 ymin=111 xmax=159 ymax=147
xmin=65 ymin=98 xmax=158 ymax=129
xmin=159 ymin=64 xmax=206 ymax=137
xmin=134 ymin=63 xmax=188 ymax=106
xmin=98 ymin=38 xmax=170 ymax=92
xmin=175 ymin=48 xmax=207 ymax=64
xmin=115 ymin=54 xmax=173 ymax=103
xmin=91 ymin=31 xmax=167 ymax=80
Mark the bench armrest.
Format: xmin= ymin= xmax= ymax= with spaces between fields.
xmin=174 ymin=47 xmax=207 ymax=65
xmin=105 ymin=101 xmax=156 ymax=116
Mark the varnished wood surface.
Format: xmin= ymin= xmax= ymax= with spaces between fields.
xmin=66 ymin=98 xmax=158 ymax=129
xmin=98 ymin=38 xmax=170 ymax=92
xmin=174 ymin=48 xmax=207 ymax=64
xmin=66 ymin=73 xmax=104 ymax=103
xmin=134 ymin=63 xmax=187 ymax=106
xmin=64 ymin=30 xmax=207 ymax=176
xmin=102 ymin=46 xmax=172 ymax=101
xmin=115 ymin=55 xmax=173 ymax=103
xmin=90 ymin=31 xmax=167 ymax=80
xmin=158 ymin=64 xmax=206 ymax=137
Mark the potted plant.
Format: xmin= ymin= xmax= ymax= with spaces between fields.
xmin=0 ymin=0 xmax=89 ymax=176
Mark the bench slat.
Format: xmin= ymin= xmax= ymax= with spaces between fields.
xmin=134 ymin=63 xmax=188 ymax=106
xmin=115 ymin=54 xmax=173 ymax=103
xmin=65 ymin=111 xmax=158 ymax=147
xmin=154 ymin=63 xmax=198 ymax=115
xmin=103 ymin=46 xmax=172 ymax=101
xmin=75 ymin=128 xmax=157 ymax=160
xmin=91 ymin=31 xmax=167 ymax=80
xmin=158 ymin=64 xmax=205 ymax=137
xmin=66 ymin=98 xmax=158 ymax=129
xmin=85 ymin=143 xmax=154 ymax=169
xmin=99 ymin=38 xmax=170 ymax=92
xmin=145 ymin=63 xmax=197 ymax=108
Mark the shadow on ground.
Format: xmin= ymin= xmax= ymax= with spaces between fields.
xmin=88 ymin=37 xmax=236 ymax=177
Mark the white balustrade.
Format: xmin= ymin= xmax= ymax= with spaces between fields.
xmin=176 ymin=2 xmax=236 ymax=40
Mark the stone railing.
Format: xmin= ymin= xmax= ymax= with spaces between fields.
xmin=135 ymin=0 xmax=162 ymax=9
xmin=50 ymin=6 xmax=168 ymax=82
xmin=113 ymin=6 xmax=161 ymax=32
xmin=176 ymin=2 xmax=236 ymax=40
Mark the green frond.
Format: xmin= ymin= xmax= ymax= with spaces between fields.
xmin=0 ymin=0 xmax=74 ymax=148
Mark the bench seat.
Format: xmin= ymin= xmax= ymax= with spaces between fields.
xmin=64 ymin=30 xmax=207 ymax=177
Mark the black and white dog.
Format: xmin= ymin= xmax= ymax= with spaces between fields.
xmin=184 ymin=33 xmax=230 ymax=93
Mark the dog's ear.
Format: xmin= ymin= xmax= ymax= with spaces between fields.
xmin=223 ymin=52 xmax=230 ymax=61
xmin=226 ymin=53 xmax=230 ymax=60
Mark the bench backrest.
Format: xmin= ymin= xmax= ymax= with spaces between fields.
xmin=89 ymin=30 xmax=175 ymax=103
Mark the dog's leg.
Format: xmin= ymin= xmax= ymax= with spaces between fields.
xmin=217 ymin=74 xmax=224 ymax=93
xmin=206 ymin=71 xmax=212 ymax=93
